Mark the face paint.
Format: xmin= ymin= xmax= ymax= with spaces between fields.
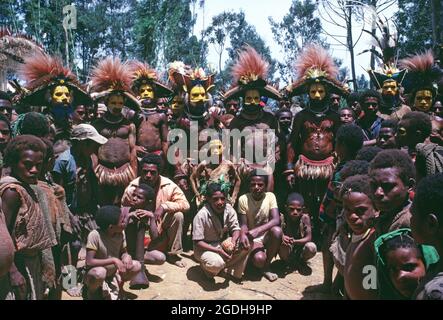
xmin=189 ymin=85 xmax=207 ymax=104
xmin=52 ymin=85 xmax=72 ymax=105
xmin=309 ymin=83 xmax=326 ymax=101
xmin=414 ymin=90 xmax=433 ymax=112
xmin=139 ymin=84 xmax=154 ymax=100
xmin=382 ymin=80 xmax=399 ymax=97
xmin=209 ymin=139 xmax=223 ymax=156
xmin=244 ymin=89 xmax=261 ymax=106
xmin=107 ymin=94 xmax=124 ymax=115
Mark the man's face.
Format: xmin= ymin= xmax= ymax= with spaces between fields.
xmin=0 ymin=120 xmax=11 ymax=151
xmin=363 ymin=97 xmax=379 ymax=118
xmin=72 ymin=105 xmax=86 ymax=124
xmin=370 ymin=167 xmax=411 ymax=215
xmin=0 ymin=98 xmax=12 ymax=121
xmin=209 ymin=139 xmax=223 ymax=157
xmin=141 ymin=163 xmax=159 ymax=187
xmin=309 ymin=84 xmax=326 ymax=101
xmin=395 ymin=119 xmax=413 ymax=148
xmin=244 ymin=90 xmax=261 ymax=106
xmin=15 ymin=150 xmax=44 ymax=185
xmin=107 ymin=94 xmax=125 ymax=115
xmin=432 ymin=101 xmax=443 ymax=117
xmin=278 ymin=112 xmax=292 ymax=130
xmin=377 ymin=127 xmax=397 ymax=149
xmin=414 ymin=90 xmax=433 ymax=112
xmin=208 ymin=191 xmax=226 ymax=214
xmin=189 ymin=85 xmax=207 ymax=105
xmin=340 ymin=109 xmax=354 ymax=124
xmin=226 ymin=101 xmax=239 ymax=115
xmin=385 ymin=246 xmax=426 ymax=299
xmin=249 ymin=176 xmax=266 ymax=199
xmin=171 ymin=96 xmax=184 ymax=115
xmin=382 ymin=80 xmax=399 ymax=97
xmin=52 ymin=85 xmax=72 ymax=105
xmin=176 ymin=178 xmax=189 ymax=192
xmin=139 ymin=84 xmax=154 ymax=100
xmin=330 ymin=94 xmax=341 ymax=109
xmin=342 ymin=192 xmax=376 ymax=235
xmin=430 ymin=116 xmax=443 ymax=146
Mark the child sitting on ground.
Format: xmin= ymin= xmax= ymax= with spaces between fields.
xmin=279 ymin=193 xmax=316 ymax=275
xmin=84 ymin=205 xmax=141 ymax=300
xmin=125 ymin=183 xmax=166 ymax=289
xmin=341 ymin=175 xmax=378 ymax=299
xmin=375 ymin=228 xmax=438 ymax=299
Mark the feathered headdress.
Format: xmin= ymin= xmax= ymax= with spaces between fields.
xmin=399 ymin=50 xmax=443 ymax=97
xmin=18 ymin=51 xmax=91 ymax=107
xmin=287 ymin=44 xmax=348 ymax=97
xmin=168 ymin=60 xmax=215 ymax=95
xmin=362 ymin=18 xmax=406 ymax=89
xmin=128 ymin=60 xmax=173 ymax=98
xmin=89 ymin=57 xmax=140 ymax=110
xmin=223 ymin=46 xmax=281 ymax=101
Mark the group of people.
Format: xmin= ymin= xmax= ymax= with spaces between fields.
xmin=0 ymin=41 xmax=443 ymax=300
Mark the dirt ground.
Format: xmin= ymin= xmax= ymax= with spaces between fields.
xmin=63 ymin=250 xmax=339 ymax=300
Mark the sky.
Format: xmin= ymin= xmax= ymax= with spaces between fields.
xmin=194 ymin=0 xmax=397 ymax=84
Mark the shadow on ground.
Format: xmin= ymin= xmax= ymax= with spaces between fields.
xmin=186 ymin=266 xmax=230 ymax=291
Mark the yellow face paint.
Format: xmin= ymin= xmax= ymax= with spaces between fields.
xmin=382 ymin=80 xmax=399 ymax=97
xmin=244 ymin=89 xmax=261 ymax=106
xmin=190 ymin=85 xmax=207 ymax=104
xmin=139 ymin=84 xmax=154 ymax=100
xmin=209 ymin=139 xmax=223 ymax=156
xmin=414 ymin=90 xmax=433 ymax=112
xmin=107 ymin=94 xmax=124 ymax=115
xmin=52 ymin=85 xmax=71 ymax=104
xmin=309 ymin=84 xmax=326 ymax=101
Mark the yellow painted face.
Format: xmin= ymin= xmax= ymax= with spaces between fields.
xmin=244 ymin=89 xmax=261 ymax=106
xmin=382 ymin=80 xmax=399 ymax=97
xmin=414 ymin=90 xmax=433 ymax=112
xmin=309 ymin=83 xmax=326 ymax=101
xmin=171 ymin=95 xmax=184 ymax=115
xmin=209 ymin=139 xmax=223 ymax=156
xmin=107 ymin=94 xmax=124 ymax=115
xmin=52 ymin=85 xmax=72 ymax=104
xmin=139 ymin=84 xmax=154 ymax=100
xmin=190 ymin=85 xmax=207 ymax=104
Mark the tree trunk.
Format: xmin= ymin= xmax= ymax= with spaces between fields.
xmin=347 ymin=6 xmax=358 ymax=91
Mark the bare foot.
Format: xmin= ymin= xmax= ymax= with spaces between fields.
xmin=263 ymin=270 xmax=278 ymax=282
xmin=167 ymin=255 xmax=187 ymax=268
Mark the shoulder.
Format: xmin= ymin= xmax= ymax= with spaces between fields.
xmin=265 ymin=192 xmax=277 ymax=200
xmin=87 ymin=229 xmax=100 ymax=241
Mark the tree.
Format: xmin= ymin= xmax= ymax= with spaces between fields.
xmin=269 ymin=0 xmax=325 ymax=82
xmin=396 ymin=0 xmax=433 ymax=58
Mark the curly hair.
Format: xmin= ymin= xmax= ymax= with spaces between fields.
xmin=4 ymin=135 xmax=47 ymax=168
xmin=360 ymin=89 xmax=382 ymax=105
xmin=400 ymin=111 xmax=432 ymax=140
xmin=339 ymin=160 xmax=370 ymax=181
xmin=340 ymin=174 xmax=372 ymax=198
xmin=95 ymin=205 xmax=122 ymax=230
xmin=369 ymin=149 xmax=416 ymax=184
xmin=336 ymin=124 xmax=364 ymax=156
xmin=413 ymin=173 xmax=443 ymax=220
xmin=356 ymin=146 xmax=383 ymax=162
xmin=139 ymin=154 xmax=163 ymax=171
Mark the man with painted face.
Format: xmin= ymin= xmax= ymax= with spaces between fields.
xmin=90 ymin=57 xmax=140 ymax=205
xmin=129 ymin=61 xmax=173 ymax=161
xmin=224 ymin=46 xmax=281 ymax=192
xmin=18 ymin=52 xmax=92 ymax=141
xmin=367 ymin=64 xmax=410 ymax=120
xmin=285 ymin=44 xmax=347 ymax=241
xmin=0 ymin=91 xmax=13 ymax=122
xmin=400 ymin=50 xmax=443 ymax=114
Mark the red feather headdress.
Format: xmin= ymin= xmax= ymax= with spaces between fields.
xmin=128 ymin=60 xmax=173 ymax=98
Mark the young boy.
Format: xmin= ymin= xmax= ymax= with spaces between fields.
xmin=375 ymin=228 xmax=438 ymax=299
xmin=339 ymin=107 xmax=355 ymax=125
xmin=341 ymin=175 xmax=378 ymax=299
xmin=376 ymin=120 xmax=398 ymax=149
xmin=84 ymin=205 xmax=141 ymax=300
xmin=369 ymin=149 xmax=416 ymax=237
xmin=125 ymin=183 xmax=166 ymax=289
xmin=411 ymin=173 xmax=443 ymax=300
xmin=358 ymin=89 xmax=384 ymax=146
xmin=238 ymin=171 xmax=282 ymax=282
xmin=279 ymin=193 xmax=316 ymax=275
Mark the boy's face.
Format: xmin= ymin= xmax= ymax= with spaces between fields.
xmin=340 ymin=109 xmax=354 ymax=124
xmin=377 ymin=127 xmax=396 ymax=149
xmin=15 ymin=150 xmax=44 ymax=185
xmin=249 ymin=176 xmax=266 ymax=199
xmin=176 ymin=178 xmax=189 ymax=192
xmin=286 ymin=200 xmax=304 ymax=221
xmin=385 ymin=247 xmax=426 ymax=298
xmin=278 ymin=112 xmax=292 ymax=130
xmin=395 ymin=119 xmax=414 ymax=148
xmin=131 ymin=188 xmax=148 ymax=209
xmin=362 ymin=97 xmax=379 ymax=118
xmin=410 ymin=202 xmax=439 ymax=246
xmin=208 ymin=191 xmax=226 ymax=214
xmin=342 ymin=192 xmax=376 ymax=235
xmin=370 ymin=167 xmax=411 ymax=215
